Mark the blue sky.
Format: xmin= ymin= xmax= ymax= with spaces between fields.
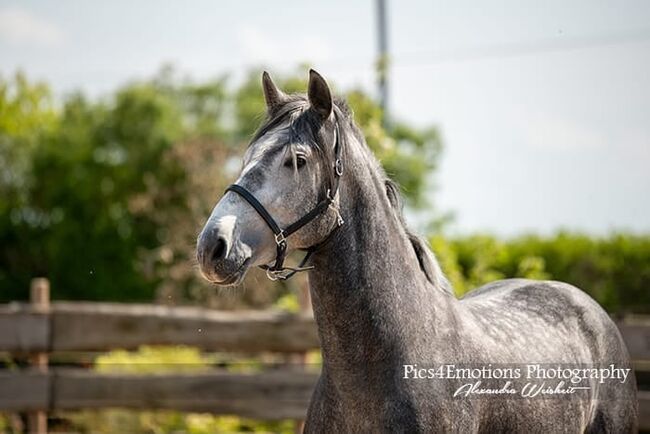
xmin=1 ymin=0 xmax=649 ymax=236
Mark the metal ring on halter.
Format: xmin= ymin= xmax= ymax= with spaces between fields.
xmin=266 ymin=268 xmax=281 ymax=281
xmin=335 ymin=159 xmax=343 ymax=177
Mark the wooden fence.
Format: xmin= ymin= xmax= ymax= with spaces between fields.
xmin=1 ymin=279 xmax=649 ymax=432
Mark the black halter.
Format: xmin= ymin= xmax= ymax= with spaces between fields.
xmin=225 ymin=123 xmax=344 ymax=281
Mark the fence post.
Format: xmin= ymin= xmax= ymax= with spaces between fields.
xmin=27 ymin=278 xmax=49 ymax=434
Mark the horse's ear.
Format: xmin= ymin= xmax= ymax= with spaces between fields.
xmin=308 ymin=69 xmax=332 ymax=119
xmin=262 ymin=71 xmax=286 ymax=113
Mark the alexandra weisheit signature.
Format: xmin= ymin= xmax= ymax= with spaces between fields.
xmin=453 ymin=380 xmax=591 ymax=398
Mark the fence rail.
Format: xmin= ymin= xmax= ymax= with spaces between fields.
xmin=0 ymin=302 xmax=319 ymax=354
xmin=0 ymin=369 xmax=318 ymax=420
xmin=1 ymin=298 xmax=649 ymax=430
xmin=3 ymin=302 xmax=649 ymax=357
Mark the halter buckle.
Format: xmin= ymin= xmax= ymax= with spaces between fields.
xmin=274 ymin=231 xmax=287 ymax=246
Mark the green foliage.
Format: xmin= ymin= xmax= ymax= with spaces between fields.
xmin=95 ymin=345 xmax=209 ymax=374
xmin=0 ymin=70 xmax=233 ymax=302
xmin=63 ymin=346 xmax=296 ymax=434
xmin=274 ymin=291 xmax=301 ymax=313
xmin=1 ymin=73 xmax=192 ymax=301
xmin=0 ymin=72 xmax=57 ymax=185
xmin=1 ymin=69 xmax=648 ymax=314
xmin=432 ymin=232 xmax=650 ymax=313
xmin=0 ymin=68 xmax=444 ymax=303
xmin=65 ymin=410 xmax=296 ymax=434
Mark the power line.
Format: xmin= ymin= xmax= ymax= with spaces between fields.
xmin=236 ymin=28 xmax=650 ymax=75
xmin=292 ymin=27 xmax=650 ymax=72
xmin=27 ymin=27 xmax=650 ymax=93
xmin=392 ymin=28 xmax=650 ymax=67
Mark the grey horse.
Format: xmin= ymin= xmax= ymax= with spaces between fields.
xmin=196 ymin=70 xmax=638 ymax=433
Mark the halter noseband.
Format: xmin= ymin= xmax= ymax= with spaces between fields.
xmin=225 ymin=123 xmax=344 ymax=281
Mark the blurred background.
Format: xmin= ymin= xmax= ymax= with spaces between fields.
xmin=1 ymin=1 xmax=649 ymax=433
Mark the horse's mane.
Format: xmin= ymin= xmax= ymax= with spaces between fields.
xmin=251 ymin=95 xmax=452 ymax=295
xmin=337 ymin=100 xmax=453 ymax=294
xmin=384 ymin=179 xmax=453 ymax=294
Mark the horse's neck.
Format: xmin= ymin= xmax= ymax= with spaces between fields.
xmin=308 ymin=147 xmax=456 ymax=393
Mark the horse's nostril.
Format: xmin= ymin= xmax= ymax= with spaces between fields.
xmin=212 ymin=237 xmax=227 ymax=262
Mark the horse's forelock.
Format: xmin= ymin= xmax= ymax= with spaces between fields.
xmin=249 ymin=95 xmax=347 ymax=196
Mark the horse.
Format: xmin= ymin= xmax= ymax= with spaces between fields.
xmin=196 ymin=70 xmax=638 ymax=433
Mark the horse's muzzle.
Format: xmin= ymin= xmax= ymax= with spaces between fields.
xmin=196 ymin=222 xmax=251 ymax=286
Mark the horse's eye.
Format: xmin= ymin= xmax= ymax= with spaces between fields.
xmin=284 ymin=155 xmax=307 ymax=169
xmin=296 ymin=155 xmax=307 ymax=169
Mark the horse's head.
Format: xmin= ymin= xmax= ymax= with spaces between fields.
xmin=196 ymin=70 xmax=344 ymax=285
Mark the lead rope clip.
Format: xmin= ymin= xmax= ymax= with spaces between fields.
xmin=326 ymin=189 xmax=344 ymax=227
xmin=265 ymin=268 xmax=284 ymax=281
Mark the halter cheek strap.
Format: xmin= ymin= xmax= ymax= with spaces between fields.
xmin=225 ymin=123 xmax=344 ymax=281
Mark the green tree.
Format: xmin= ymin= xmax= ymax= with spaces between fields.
xmin=0 ymin=67 xmax=445 ymax=303
xmin=0 ymin=72 xmax=59 ymax=298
